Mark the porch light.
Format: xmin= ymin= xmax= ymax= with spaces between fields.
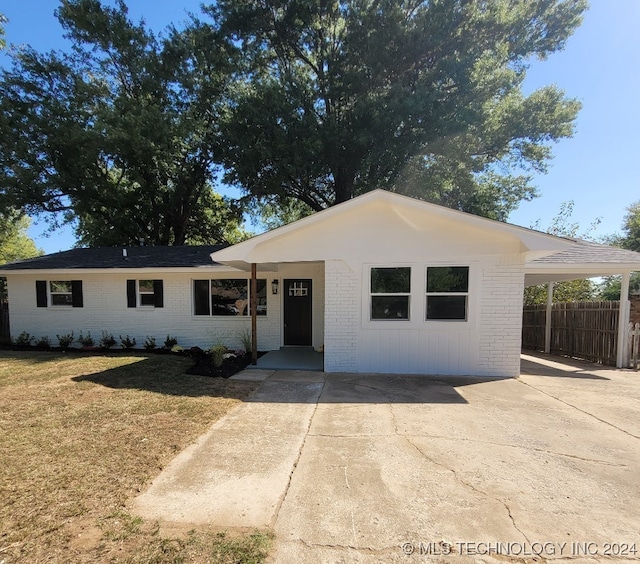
xmin=271 ymin=279 xmax=279 ymax=295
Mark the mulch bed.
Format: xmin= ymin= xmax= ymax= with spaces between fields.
xmin=185 ymin=351 xmax=265 ymax=378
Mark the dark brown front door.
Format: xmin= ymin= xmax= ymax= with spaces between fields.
xmin=284 ymin=279 xmax=312 ymax=346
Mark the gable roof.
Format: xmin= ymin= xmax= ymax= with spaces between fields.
xmin=210 ymin=189 xmax=575 ymax=268
xmin=0 ymin=245 xmax=226 ymax=271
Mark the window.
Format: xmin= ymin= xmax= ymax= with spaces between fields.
xmin=370 ymin=267 xmax=410 ymax=320
xmin=50 ymin=281 xmax=73 ymax=306
xmin=426 ymin=266 xmax=469 ymax=321
xmin=127 ymin=279 xmax=163 ymax=308
xmin=193 ymin=279 xmax=267 ymax=316
xmin=36 ymin=280 xmax=83 ymax=308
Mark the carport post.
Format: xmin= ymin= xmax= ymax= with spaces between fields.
xmin=545 ymin=281 xmax=554 ymax=354
xmin=616 ymin=271 xmax=631 ymax=368
xmin=251 ymin=263 xmax=257 ymax=365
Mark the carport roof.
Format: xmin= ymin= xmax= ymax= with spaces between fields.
xmin=524 ymin=239 xmax=640 ymax=286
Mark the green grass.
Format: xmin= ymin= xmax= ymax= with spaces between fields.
xmin=0 ymin=351 xmax=272 ymax=563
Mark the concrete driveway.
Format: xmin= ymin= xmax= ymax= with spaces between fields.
xmin=133 ymin=354 xmax=640 ymax=563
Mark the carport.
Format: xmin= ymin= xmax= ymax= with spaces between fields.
xmin=525 ymin=239 xmax=640 ymax=367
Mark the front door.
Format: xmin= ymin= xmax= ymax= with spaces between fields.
xmin=284 ymin=279 xmax=312 ymax=346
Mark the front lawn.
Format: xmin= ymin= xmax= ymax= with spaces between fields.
xmin=0 ymin=351 xmax=272 ymax=563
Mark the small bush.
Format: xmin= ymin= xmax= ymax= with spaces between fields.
xmin=35 ymin=336 xmax=51 ymax=349
xmin=100 ymin=331 xmax=117 ymax=349
xmin=77 ymin=331 xmax=95 ymax=347
xmin=164 ymin=335 xmax=178 ymax=349
xmin=211 ymin=344 xmax=227 ymax=368
xmin=143 ymin=336 xmax=156 ymax=351
xmin=57 ymin=332 xmax=74 ymax=350
xmin=14 ymin=331 xmax=34 ymax=347
xmin=120 ymin=335 xmax=136 ymax=350
xmin=238 ymin=328 xmax=252 ymax=354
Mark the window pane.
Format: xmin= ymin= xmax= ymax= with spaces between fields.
xmin=193 ymin=280 xmax=210 ymax=315
xmin=211 ymin=279 xmax=246 ymax=316
xmin=51 ymin=293 xmax=73 ymax=306
xmin=371 ymin=268 xmax=410 ymax=293
xmin=138 ymin=280 xmax=154 ymax=293
xmin=50 ymin=281 xmax=72 ymax=293
xmin=140 ymin=293 xmax=155 ymax=306
xmin=427 ymin=295 xmax=467 ymax=320
xmin=427 ymin=267 xmax=469 ymax=293
xmin=371 ymin=296 xmax=409 ymax=320
xmin=256 ymin=279 xmax=267 ymax=316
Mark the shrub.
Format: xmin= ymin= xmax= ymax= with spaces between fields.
xmin=143 ymin=336 xmax=156 ymax=351
xmin=35 ymin=336 xmax=51 ymax=349
xmin=120 ymin=335 xmax=136 ymax=350
xmin=77 ymin=331 xmax=95 ymax=347
xmin=100 ymin=331 xmax=117 ymax=349
xmin=57 ymin=332 xmax=74 ymax=350
xmin=163 ymin=335 xmax=178 ymax=349
xmin=238 ymin=328 xmax=252 ymax=354
xmin=14 ymin=331 xmax=34 ymax=347
xmin=211 ymin=344 xmax=227 ymax=368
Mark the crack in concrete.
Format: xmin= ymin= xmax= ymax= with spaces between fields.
xmin=270 ymin=381 xmax=325 ymax=528
xmin=517 ymin=379 xmax=640 ymax=441
xmin=293 ymin=537 xmax=403 ymax=555
xmin=404 ymin=433 xmax=630 ymax=468
xmin=385 ymin=399 xmax=532 ymax=545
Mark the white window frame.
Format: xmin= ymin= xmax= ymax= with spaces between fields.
xmin=49 ymin=280 xmax=73 ymax=307
xmin=137 ymin=279 xmax=156 ymax=307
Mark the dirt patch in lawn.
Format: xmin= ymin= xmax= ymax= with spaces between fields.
xmin=0 ymin=351 xmax=273 ymax=563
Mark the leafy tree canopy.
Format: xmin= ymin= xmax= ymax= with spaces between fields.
xmin=206 ymin=0 xmax=586 ymax=223
xmin=598 ymin=201 xmax=640 ymax=300
xmin=0 ymin=211 xmax=42 ymax=265
xmin=524 ymin=200 xmax=598 ymax=305
xmin=0 ymin=13 xmax=7 ymax=50
xmin=0 ymin=0 xmax=243 ymax=246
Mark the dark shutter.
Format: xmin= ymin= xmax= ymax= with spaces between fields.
xmin=153 ymin=280 xmax=164 ymax=308
xmin=127 ymin=279 xmax=136 ymax=308
xmin=71 ymin=280 xmax=83 ymax=308
xmin=36 ymin=280 xmax=47 ymax=308
xmin=193 ymin=280 xmax=210 ymax=315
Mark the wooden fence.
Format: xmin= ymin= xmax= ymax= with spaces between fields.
xmin=522 ymin=301 xmax=620 ymax=366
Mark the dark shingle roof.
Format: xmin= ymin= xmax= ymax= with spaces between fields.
xmin=0 ymin=245 xmax=227 ymax=270
xmin=530 ymin=240 xmax=640 ymax=265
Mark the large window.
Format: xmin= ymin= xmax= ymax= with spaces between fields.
xmin=370 ymin=267 xmax=411 ymax=320
xmin=426 ymin=266 xmax=469 ymax=321
xmin=194 ymin=279 xmax=267 ymax=316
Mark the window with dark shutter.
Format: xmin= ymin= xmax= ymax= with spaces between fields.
xmin=71 ymin=280 xmax=83 ymax=308
xmin=36 ymin=280 xmax=47 ymax=307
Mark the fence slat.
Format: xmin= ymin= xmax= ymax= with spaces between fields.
xmin=522 ymin=301 xmax=620 ymax=366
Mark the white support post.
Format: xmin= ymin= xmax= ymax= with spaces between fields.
xmin=616 ymin=272 xmax=631 ymax=368
xmin=544 ymin=281 xmax=554 ymax=354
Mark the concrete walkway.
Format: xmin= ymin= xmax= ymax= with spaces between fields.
xmin=132 ymin=355 xmax=640 ymax=563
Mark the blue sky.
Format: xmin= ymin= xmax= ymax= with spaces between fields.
xmin=1 ymin=0 xmax=638 ymax=253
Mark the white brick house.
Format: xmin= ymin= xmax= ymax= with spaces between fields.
xmin=3 ymin=190 xmax=639 ymax=376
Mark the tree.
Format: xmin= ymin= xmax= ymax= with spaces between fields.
xmin=524 ymin=201 xmax=598 ymax=305
xmin=0 ymin=210 xmax=43 ymax=297
xmin=598 ymin=201 xmax=640 ymax=300
xmin=0 ymin=0 xmax=242 ymax=246
xmin=208 ymin=0 xmax=586 ymax=222
xmin=0 ymin=13 xmax=7 ymax=50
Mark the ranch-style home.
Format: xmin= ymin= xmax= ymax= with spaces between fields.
xmin=2 ymin=190 xmax=640 ymax=376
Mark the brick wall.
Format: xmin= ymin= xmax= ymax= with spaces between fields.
xmin=324 ymin=259 xmax=359 ymax=372
xmin=477 ymin=255 xmax=525 ymax=377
